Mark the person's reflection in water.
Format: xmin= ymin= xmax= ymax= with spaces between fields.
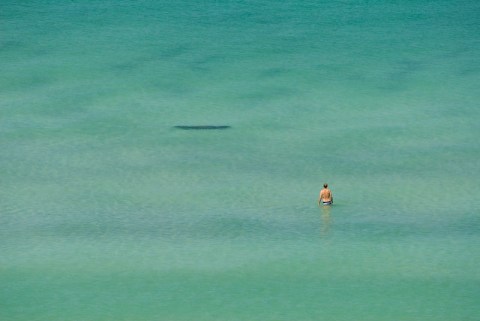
xmin=320 ymin=205 xmax=332 ymax=238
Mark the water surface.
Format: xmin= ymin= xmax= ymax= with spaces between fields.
xmin=1 ymin=1 xmax=479 ymax=320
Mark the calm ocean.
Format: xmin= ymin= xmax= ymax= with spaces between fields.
xmin=1 ymin=1 xmax=479 ymax=320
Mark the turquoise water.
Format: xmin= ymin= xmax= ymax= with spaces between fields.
xmin=1 ymin=1 xmax=479 ymax=320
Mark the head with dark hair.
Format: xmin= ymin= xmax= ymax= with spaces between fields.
xmin=323 ymin=183 xmax=328 ymax=188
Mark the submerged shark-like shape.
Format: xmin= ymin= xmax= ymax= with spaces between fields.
xmin=174 ymin=125 xmax=231 ymax=130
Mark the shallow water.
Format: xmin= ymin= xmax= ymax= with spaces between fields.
xmin=1 ymin=1 xmax=480 ymax=320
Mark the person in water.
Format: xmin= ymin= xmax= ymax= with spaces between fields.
xmin=318 ymin=183 xmax=333 ymax=206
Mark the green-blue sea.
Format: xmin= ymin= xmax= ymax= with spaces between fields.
xmin=1 ymin=1 xmax=479 ymax=320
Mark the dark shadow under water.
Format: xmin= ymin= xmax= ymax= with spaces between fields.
xmin=174 ymin=125 xmax=231 ymax=130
